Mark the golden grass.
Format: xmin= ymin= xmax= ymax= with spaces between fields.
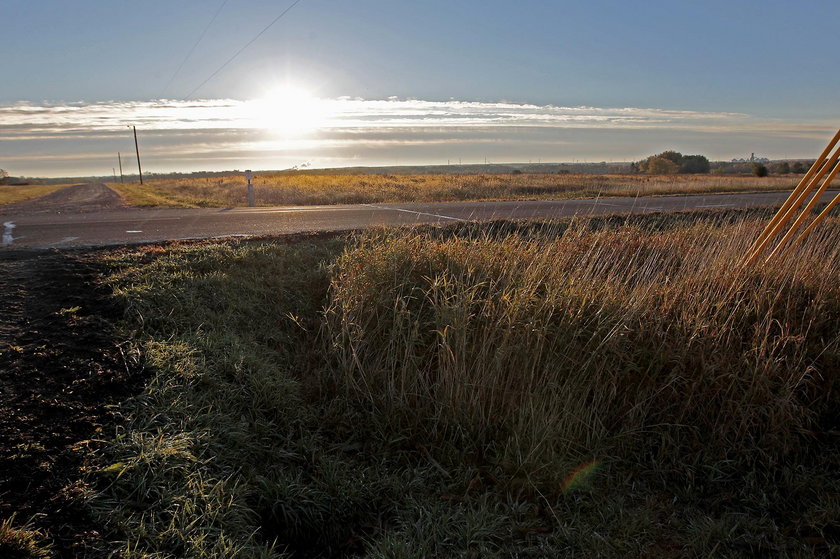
xmin=110 ymin=173 xmax=799 ymax=208
xmin=106 ymin=181 xmax=198 ymax=208
xmin=326 ymin=214 xmax=840 ymax=474
xmin=0 ymin=184 xmax=77 ymax=205
xmin=0 ymin=516 xmax=52 ymax=558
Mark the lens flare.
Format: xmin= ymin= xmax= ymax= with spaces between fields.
xmin=561 ymin=459 xmax=600 ymax=493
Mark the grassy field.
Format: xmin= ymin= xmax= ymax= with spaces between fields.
xmin=108 ymin=172 xmax=800 ymax=208
xmin=82 ymin=209 xmax=840 ymax=558
xmin=0 ymin=183 xmax=76 ymax=205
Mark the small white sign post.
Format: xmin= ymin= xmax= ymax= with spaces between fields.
xmin=245 ymin=170 xmax=255 ymax=207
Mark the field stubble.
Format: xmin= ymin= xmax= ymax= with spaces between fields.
xmin=109 ymin=172 xmax=798 ymax=208
xmin=93 ymin=209 xmax=839 ymax=557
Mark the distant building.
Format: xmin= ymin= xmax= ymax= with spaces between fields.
xmin=732 ymin=153 xmax=769 ymax=163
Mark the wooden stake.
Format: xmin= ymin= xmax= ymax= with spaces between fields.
xmin=741 ymin=129 xmax=840 ymax=266
xmin=778 ymin=190 xmax=840 ymax=260
xmin=765 ymin=157 xmax=840 ymax=262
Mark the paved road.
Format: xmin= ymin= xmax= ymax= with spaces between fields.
xmin=0 ymin=184 xmax=836 ymax=250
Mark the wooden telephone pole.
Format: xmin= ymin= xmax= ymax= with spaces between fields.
xmin=131 ymin=126 xmax=143 ymax=184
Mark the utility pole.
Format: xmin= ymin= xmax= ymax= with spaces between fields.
xmin=130 ymin=125 xmax=143 ymax=184
xmin=118 ymin=152 xmax=124 ymax=183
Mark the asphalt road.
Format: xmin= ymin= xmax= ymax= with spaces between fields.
xmin=1 ymin=184 xmax=836 ymax=250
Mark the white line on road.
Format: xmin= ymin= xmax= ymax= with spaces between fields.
xmin=126 ymin=230 xmax=143 ymax=233
xmin=243 ymin=207 xmax=360 ymax=213
xmin=45 ymin=236 xmax=80 ymax=247
xmin=363 ymin=204 xmax=466 ymax=222
xmin=257 ymin=208 xmax=361 ymax=214
xmin=2 ymin=221 xmax=15 ymax=246
xmin=594 ymin=202 xmax=662 ymax=210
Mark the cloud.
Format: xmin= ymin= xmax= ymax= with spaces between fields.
xmin=0 ymin=98 xmax=757 ymax=134
xmin=0 ymin=97 xmax=835 ymax=176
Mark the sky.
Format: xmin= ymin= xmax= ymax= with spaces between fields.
xmin=4 ymin=0 xmax=840 ymax=177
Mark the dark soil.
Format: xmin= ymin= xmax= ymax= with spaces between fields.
xmin=0 ymin=249 xmax=143 ymax=557
xmin=0 ymin=184 xmax=124 ymax=216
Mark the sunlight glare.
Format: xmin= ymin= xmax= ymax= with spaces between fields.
xmin=254 ymin=85 xmax=327 ymax=135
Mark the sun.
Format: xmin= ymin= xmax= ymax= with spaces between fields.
xmin=254 ymin=85 xmax=326 ymax=135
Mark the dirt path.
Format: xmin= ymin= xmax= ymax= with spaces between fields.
xmin=0 ymin=183 xmax=124 ymax=216
xmin=0 ymin=250 xmax=143 ymax=557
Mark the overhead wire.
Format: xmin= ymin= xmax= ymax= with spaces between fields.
xmin=161 ymin=0 xmax=230 ymax=98
xmin=184 ymin=0 xmax=304 ymax=100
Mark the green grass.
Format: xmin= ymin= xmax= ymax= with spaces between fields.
xmin=93 ymin=211 xmax=840 ymax=557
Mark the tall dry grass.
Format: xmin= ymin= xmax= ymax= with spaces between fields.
xmin=111 ymin=173 xmax=799 ymax=207
xmin=325 ymin=215 xmax=840 ymax=478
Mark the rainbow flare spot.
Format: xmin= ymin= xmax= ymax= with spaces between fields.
xmin=561 ymin=459 xmax=601 ymax=493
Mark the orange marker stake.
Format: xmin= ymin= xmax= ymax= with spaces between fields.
xmin=765 ymin=155 xmax=840 ymax=263
xmin=742 ymin=127 xmax=840 ymax=266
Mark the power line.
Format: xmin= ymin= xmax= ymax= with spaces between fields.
xmin=184 ymin=0 xmax=304 ymax=100
xmin=161 ymin=0 xmax=230 ymax=98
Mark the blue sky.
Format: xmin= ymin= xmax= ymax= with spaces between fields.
xmin=3 ymin=0 xmax=840 ymax=176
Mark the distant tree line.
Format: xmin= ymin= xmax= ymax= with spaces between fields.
xmin=712 ymin=160 xmax=811 ymax=176
xmin=632 ymin=151 xmax=817 ymax=177
xmin=769 ymin=161 xmax=809 ymax=174
xmin=632 ymin=151 xmax=710 ymax=175
xmin=0 ymin=170 xmax=39 ymax=186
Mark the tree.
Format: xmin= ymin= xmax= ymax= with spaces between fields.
xmin=646 ymin=157 xmax=681 ymax=175
xmin=0 ymin=169 xmax=7 ymax=185
xmin=680 ymin=155 xmax=710 ymax=174
xmin=657 ymin=150 xmax=684 ymax=165
xmin=637 ymin=151 xmax=683 ymax=174
xmin=752 ymin=163 xmax=768 ymax=177
xmin=771 ymin=162 xmax=790 ymax=174
xmin=636 ymin=151 xmax=710 ymax=175
xmin=791 ymin=161 xmax=806 ymax=174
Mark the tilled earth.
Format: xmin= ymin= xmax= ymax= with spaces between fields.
xmin=0 ymin=183 xmax=125 ymax=216
xmin=0 ymin=250 xmax=143 ymax=557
